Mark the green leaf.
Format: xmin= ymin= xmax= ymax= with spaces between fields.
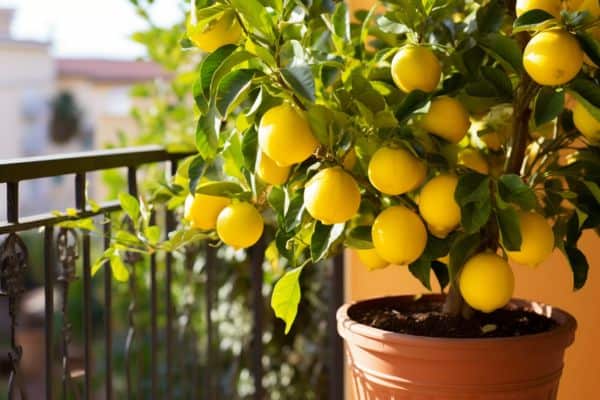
xmin=395 ymin=90 xmax=431 ymax=121
xmin=569 ymin=78 xmax=600 ymax=109
xmin=455 ymin=173 xmax=490 ymax=207
xmin=513 ymin=9 xmax=555 ymax=31
xmin=119 ymin=193 xmax=140 ymax=221
xmin=241 ymin=126 xmax=259 ymax=170
xmin=481 ymin=66 xmax=513 ymax=99
xmin=307 ymin=105 xmax=333 ymax=145
xmin=431 ymin=261 xmax=449 ymax=290
xmin=284 ymin=193 xmax=305 ymax=232
xmin=215 ymin=69 xmax=255 ymax=117
xmin=461 ymin=200 xmax=492 ymax=233
xmin=230 ymin=0 xmax=275 ymax=41
xmin=271 ymin=266 xmax=304 ymax=334
xmin=476 ymin=0 xmax=505 ymax=33
xmin=448 ymin=232 xmax=481 ymax=282
xmin=281 ymin=64 xmax=316 ymax=102
xmin=310 ymin=222 xmax=345 ymax=262
xmin=345 ymin=225 xmax=373 ymax=249
xmin=195 ymin=106 xmax=221 ymax=159
xmin=496 ymin=206 xmax=522 ymax=251
xmin=409 ymin=258 xmax=432 ymax=290
xmin=195 ymin=181 xmax=244 ymax=196
xmin=563 ymin=246 xmax=589 ymax=290
xmin=534 ymin=88 xmax=564 ymax=127
xmin=188 ymin=156 xmax=206 ymax=194
xmin=144 ymin=225 xmax=161 ymax=245
xmin=196 ymin=45 xmax=237 ymax=105
xmin=110 ymin=253 xmax=130 ymax=282
xmin=479 ymin=33 xmax=523 ymax=72
xmin=332 ymin=2 xmax=351 ymax=42
xmin=576 ymin=31 xmax=600 ymax=67
xmin=350 ymin=72 xmax=386 ymax=113
xmin=498 ymin=174 xmax=537 ymax=210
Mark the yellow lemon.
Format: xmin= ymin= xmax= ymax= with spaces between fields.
xmin=458 ymin=148 xmax=489 ymax=174
xmin=459 ymin=252 xmax=515 ymax=313
xmin=255 ymin=151 xmax=291 ymax=185
xmin=356 ymin=248 xmax=389 ymax=271
xmin=418 ymin=175 xmax=461 ymax=238
xmin=216 ymin=202 xmax=264 ymax=249
xmin=184 ymin=193 xmax=231 ymax=230
xmin=523 ymin=30 xmax=583 ymax=86
xmin=573 ymin=101 xmax=600 ymax=142
xmin=304 ymin=167 xmax=361 ymax=224
xmin=481 ymin=132 xmax=503 ymax=151
xmin=372 ymin=206 xmax=427 ymax=265
xmin=368 ymin=147 xmax=426 ymax=195
xmin=421 ymin=96 xmax=471 ymax=143
xmin=391 ymin=45 xmax=442 ymax=93
xmin=506 ymin=211 xmax=555 ymax=267
xmin=258 ymin=103 xmax=319 ymax=167
xmin=186 ymin=10 xmax=242 ymax=52
xmin=516 ymin=0 xmax=562 ymax=18
xmin=342 ymin=148 xmax=357 ymax=170
xmin=566 ymin=0 xmax=600 ymax=16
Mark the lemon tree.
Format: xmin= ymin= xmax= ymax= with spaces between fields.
xmin=103 ymin=0 xmax=600 ymax=329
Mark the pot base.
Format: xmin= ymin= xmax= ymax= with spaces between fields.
xmin=338 ymin=295 xmax=576 ymax=400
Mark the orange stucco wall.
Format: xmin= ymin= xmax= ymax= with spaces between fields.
xmin=345 ymin=1 xmax=600 ymax=398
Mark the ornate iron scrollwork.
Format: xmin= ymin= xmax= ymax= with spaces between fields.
xmin=56 ymin=228 xmax=81 ymax=400
xmin=0 ymin=233 xmax=29 ymax=400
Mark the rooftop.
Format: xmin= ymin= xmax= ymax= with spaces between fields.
xmin=56 ymin=58 xmax=169 ymax=83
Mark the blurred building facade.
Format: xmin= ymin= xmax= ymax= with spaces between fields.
xmin=0 ymin=8 xmax=165 ymax=219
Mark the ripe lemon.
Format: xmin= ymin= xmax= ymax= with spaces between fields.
xmin=418 ymin=175 xmax=461 ymax=238
xmin=184 ymin=193 xmax=231 ymax=230
xmin=391 ymin=45 xmax=442 ymax=93
xmin=481 ymin=132 xmax=503 ymax=151
xmin=516 ymin=0 xmax=562 ymax=18
xmin=368 ymin=147 xmax=426 ymax=195
xmin=458 ymin=148 xmax=489 ymax=174
xmin=356 ymin=248 xmax=389 ymax=271
xmin=421 ymin=96 xmax=471 ymax=143
xmin=304 ymin=167 xmax=361 ymax=224
xmin=372 ymin=206 xmax=427 ymax=265
xmin=506 ymin=211 xmax=555 ymax=267
xmin=258 ymin=103 xmax=319 ymax=167
xmin=572 ymin=101 xmax=600 ymax=142
xmin=187 ymin=10 xmax=242 ymax=52
xmin=256 ymin=151 xmax=290 ymax=185
xmin=216 ymin=202 xmax=264 ymax=249
xmin=523 ymin=30 xmax=583 ymax=86
xmin=459 ymin=252 xmax=514 ymax=313
xmin=342 ymin=148 xmax=357 ymax=170
xmin=566 ymin=0 xmax=600 ymax=16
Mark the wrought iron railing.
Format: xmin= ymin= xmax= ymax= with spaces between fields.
xmin=0 ymin=145 xmax=345 ymax=400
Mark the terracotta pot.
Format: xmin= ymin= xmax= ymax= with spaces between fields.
xmin=337 ymin=295 xmax=576 ymax=400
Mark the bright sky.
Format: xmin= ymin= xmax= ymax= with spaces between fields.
xmin=1 ymin=0 xmax=183 ymax=59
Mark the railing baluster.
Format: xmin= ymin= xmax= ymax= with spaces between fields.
xmin=44 ymin=226 xmax=55 ymax=400
xmin=56 ymin=228 xmax=80 ymax=400
xmin=124 ymin=166 xmax=140 ymax=399
xmin=250 ymin=239 xmax=266 ymax=400
xmin=76 ymin=173 xmax=93 ymax=400
xmin=150 ymin=212 xmax=158 ymax=400
xmin=205 ymin=243 xmax=216 ymax=400
xmin=1 ymin=233 xmax=29 ymax=400
xmin=6 ymin=182 xmax=19 ymax=223
xmin=164 ymin=160 xmax=177 ymax=400
xmin=103 ymin=218 xmax=113 ymax=400
xmin=329 ymin=253 xmax=345 ymax=400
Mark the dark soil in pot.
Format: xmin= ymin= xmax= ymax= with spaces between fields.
xmin=349 ymin=295 xmax=558 ymax=338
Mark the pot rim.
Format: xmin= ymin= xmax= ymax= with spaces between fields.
xmin=337 ymin=294 xmax=577 ymax=348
